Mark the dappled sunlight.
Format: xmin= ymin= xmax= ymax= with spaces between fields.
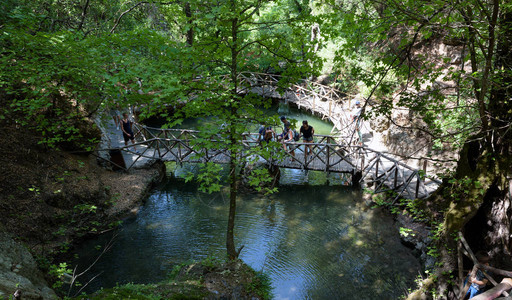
xmin=145 ymin=222 xmax=176 ymax=230
xmin=73 ymin=178 xmax=420 ymax=298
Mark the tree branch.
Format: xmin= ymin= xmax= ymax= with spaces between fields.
xmin=110 ymin=1 xmax=177 ymax=34
xmin=77 ymin=0 xmax=90 ymax=32
xmin=110 ymin=1 xmax=149 ymax=35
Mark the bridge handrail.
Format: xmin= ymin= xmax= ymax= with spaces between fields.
xmin=238 ymin=71 xmax=352 ymax=98
xmin=134 ymin=123 xmax=343 ymax=139
xmin=358 ymin=147 xmax=442 ymax=184
xmin=130 ymin=122 xmax=440 ymax=184
xmin=107 ymin=137 xmax=440 ymax=182
xmin=239 ymin=72 xmax=347 ymax=102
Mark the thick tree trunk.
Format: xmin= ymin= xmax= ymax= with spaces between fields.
xmin=409 ymin=5 xmax=512 ymax=299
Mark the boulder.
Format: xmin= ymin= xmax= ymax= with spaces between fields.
xmin=0 ymin=233 xmax=57 ymax=299
xmin=369 ymin=114 xmax=390 ymax=133
xmin=384 ymin=125 xmax=430 ymax=159
xmin=314 ymin=74 xmax=333 ymax=85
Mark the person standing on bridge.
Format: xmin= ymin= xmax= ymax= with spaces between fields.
xmin=351 ymin=101 xmax=363 ymax=145
xmin=282 ymin=126 xmax=296 ymax=161
xmin=121 ymin=113 xmax=137 ymax=152
xmin=277 ymin=116 xmax=291 ymax=142
xmin=258 ymin=125 xmax=275 ymax=145
xmin=300 ymin=120 xmax=314 ymax=157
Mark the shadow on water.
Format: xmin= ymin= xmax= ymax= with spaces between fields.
xmin=145 ymin=102 xmax=335 ymax=137
xmin=72 ymin=104 xmax=420 ymax=299
xmin=72 ymin=168 xmax=420 ymax=299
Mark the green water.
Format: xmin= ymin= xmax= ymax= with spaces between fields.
xmin=149 ymin=102 xmax=334 ymax=136
xmin=73 ymin=175 xmax=420 ymax=299
xmin=72 ymin=103 xmax=420 ymax=299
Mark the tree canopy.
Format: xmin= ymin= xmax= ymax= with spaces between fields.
xmin=2 ymin=0 xmax=512 ymax=298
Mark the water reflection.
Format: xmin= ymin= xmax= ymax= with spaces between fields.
xmin=73 ymin=177 xmax=420 ymax=299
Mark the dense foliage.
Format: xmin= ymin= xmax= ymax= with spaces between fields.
xmin=2 ymin=0 xmax=512 ymax=298
xmin=317 ymin=0 xmax=512 ymax=298
xmin=1 ymin=0 xmax=319 ymax=261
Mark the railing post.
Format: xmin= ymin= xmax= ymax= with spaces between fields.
xmin=375 ymin=157 xmax=379 ymax=178
xmin=415 ymin=173 xmax=420 ymax=198
xmin=423 ymin=159 xmax=428 ymax=182
xmin=394 ymin=165 xmax=399 ymax=189
xmin=326 ymin=138 xmax=330 ymax=173
xmin=360 ymin=148 xmax=365 ymax=172
xmin=178 ymin=133 xmax=183 ymax=162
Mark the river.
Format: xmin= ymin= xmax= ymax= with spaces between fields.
xmin=71 ymin=105 xmax=421 ymax=299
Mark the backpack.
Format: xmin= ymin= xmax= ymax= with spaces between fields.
xmin=293 ymin=129 xmax=300 ymax=141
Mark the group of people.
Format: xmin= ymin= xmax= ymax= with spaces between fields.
xmin=257 ymin=99 xmax=364 ymax=160
xmin=258 ymin=115 xmax=315 ymax=161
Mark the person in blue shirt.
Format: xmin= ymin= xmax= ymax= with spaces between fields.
xmin=277 ymin=116 xmax=291 ymax=142
xmin=465 ymin=251 xmax=491 ymax=298
xmin=258 ymin=125 xmax=275 ymax=145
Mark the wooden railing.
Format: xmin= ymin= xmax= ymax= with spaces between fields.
xmin=95 ymin=123 xmax=440 ymax=200
xmin=237 ymin=72 xmax=353 ymax=137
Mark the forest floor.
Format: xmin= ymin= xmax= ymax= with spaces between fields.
xmin=0 ymin=118 xmax=164 ymax=268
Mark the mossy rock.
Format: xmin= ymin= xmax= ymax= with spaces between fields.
xmin=74 ymin=282 xmax=208 ymax=300
xmin=74 ymin=259 xmax=272 ymax=300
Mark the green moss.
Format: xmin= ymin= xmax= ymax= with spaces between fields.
xmin=245 ymin=270 xmax=273 ymax=300
xmin=74 ymin=282 xmax=208 ymax=300
xmin=73 ymin=258 xmax=273 ymax=300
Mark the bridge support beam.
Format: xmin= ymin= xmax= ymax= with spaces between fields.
xmin=352 ymin=170 xmax=362 ymax=188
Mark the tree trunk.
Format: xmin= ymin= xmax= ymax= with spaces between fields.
xmin=226 ymin=154 xmax=238 ymax=259
xmin=226 ymin=9 xmax=239 ymax=260
xmin=409 ymin=4 xmax=512 ymax=299
xmin=184 ymin=2 xmax=193 ymax=46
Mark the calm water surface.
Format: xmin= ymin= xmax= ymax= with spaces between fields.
xmin=150 ymin=102 xmax=335 ymax=136
xmin=73 ymin=174 xmax=420 ymax=299
xmin=72 ymin=104 xmax=420 ymax=299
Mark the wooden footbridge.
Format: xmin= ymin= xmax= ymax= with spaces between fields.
xmin=95 ymin=72 xmax=441 ymax=199
xmin=96 ymin=123 xmax=441 ymax=200
xmin=237 ymin=72 xmax=355 ymax=137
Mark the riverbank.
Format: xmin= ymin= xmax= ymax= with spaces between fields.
xmin=0 ymin=120 xmax=165 ymax=299
xmin=0 ymin=100 xmax=434 ymax=299
xmin=74 ymin=259 xmax=272 ymax=300
xmin=361 ymin=191 xmax=435 ymax=274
